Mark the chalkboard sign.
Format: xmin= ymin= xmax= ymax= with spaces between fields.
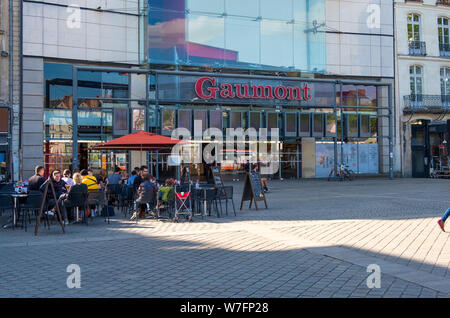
xmin=211 ymin=167 xmax=224 ymax=188
xmin=250 ymin=172 xmax=264 ymax=199
xmin=240 ymin=172 xmax=268 ymax=210
xmin=35 ymin=178 xmax=65 ymax=235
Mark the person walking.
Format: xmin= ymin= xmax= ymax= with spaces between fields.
xmin=437 ymin=209 xmax=450 ymax=232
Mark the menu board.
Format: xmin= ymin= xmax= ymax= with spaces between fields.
xmin=240 ymin=172 xmax=267 ymax=210
xmin=250 ymin=172 xmax=264 ymax=199
xmin=211 ymin=167 xmax=224 ymax=188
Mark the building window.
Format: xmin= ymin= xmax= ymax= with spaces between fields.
xmin=441 ymin=67 xmax=450 ymax=106
xmin=410 ymin=65 xmax=423 ymax=106
xmin=408 ymin=14 xmax=421 ymax=42
xmin=438 ymin=17 xmax=450 ymax=57
xmin=408 ymin=14 xmax=425 ymax=55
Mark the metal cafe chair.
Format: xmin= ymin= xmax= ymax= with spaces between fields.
xmin=119 ymin=186 xmax=134 ymax=219
xmin=87 ymin=190 xmax=108 ymax=223
xmin=197 ymin=188 xmax=221 ymax=218
xmin=223 ymin=186 xmax=236 ymax=216
xmin=17 ymin=191 xmax=43 ymax=232
xmin=106 ymin=184 xmax=122 ymax=208
xmin=66 ymin=192 xmax=89 ymax=226
xmin=157 ymin=187 xmax=175 ymax=220
xmin=0 ymin=193 xmax=15 ymax=229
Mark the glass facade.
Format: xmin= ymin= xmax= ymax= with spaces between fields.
xmin=42 ymin=59 xmax=383 ymax=180
xmin=43 ymin=63 xmax=143 ymax=176
xmin=148 ymin=0 xmax=326 ymax=73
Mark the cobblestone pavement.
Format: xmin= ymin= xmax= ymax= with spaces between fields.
xmin=0 ymin=178 xmax=449 ymax=298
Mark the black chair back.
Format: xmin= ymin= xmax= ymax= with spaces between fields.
xmin=0 ymin=193 xmax=14 ymax=209
xmin=68 ymin=191 xmax=88 ymax=207
xmin=0 ymin=183 xmax=14 ymax=193
xmin=20 ymin=191 xmax=43 ymax=209
xmin=224 ymin=186 xmax=233 ymax=200
xmin=107 ymin=184 xmax=122 ymax=195
xmin=176 ymin=184 xmax=190 ymax=193
xmin=88 ymin=190 xmax=106 ymax=206
xmin=205 ymin=188 xmax=217 ymax=201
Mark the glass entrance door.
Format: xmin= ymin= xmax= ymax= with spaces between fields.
xmin=411 ymin=123 xmax=427 ymax=178
xmin=281 ymin=142 xmax=299 ymax=179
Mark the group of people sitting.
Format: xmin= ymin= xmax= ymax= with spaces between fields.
xmin=26 ymin=164 xmax=177 ymax=224
xmin=128 ymin=166 xmax=175 ymax=220
xmin=28 ymin=166 xmax=93 ymax=225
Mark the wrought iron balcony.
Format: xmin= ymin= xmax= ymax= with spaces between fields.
xmin=404 ymin=95 xmax=450 ymax=111
xmin=439 ymin=43 xmax=450 ymax=57
xmin=408 ymin=41 xmax=426 ymax=56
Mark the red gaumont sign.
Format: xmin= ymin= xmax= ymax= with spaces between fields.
xmin=194 ymin=76 xmax=312 ymax=101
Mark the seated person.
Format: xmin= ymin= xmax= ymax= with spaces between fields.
xmin=62 ymin=169 xmax=75 ymax=187
xmin=81 ymin=169 xmax=99 ymax=190
xmin=39 ymin=170 xmax=67 ymax=220
xmin=157 ymin=179 xmax=174 ymax=209
xmin=81 ymin=169 xmax=99 ymax=216
xmin=61 ymin=172 xmax=88 ymax=224
xmin=130 ymin=174 xmax=156 ymax=220
xmin=29 ymin=165 xmax=46 ymax=191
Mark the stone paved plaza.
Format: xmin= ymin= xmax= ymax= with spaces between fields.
xmin=0 ymin=178 xmax=449 ymax=298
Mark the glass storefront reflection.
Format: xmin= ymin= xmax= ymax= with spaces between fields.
xmin=148 ymin=0 xmax=326 ymax=73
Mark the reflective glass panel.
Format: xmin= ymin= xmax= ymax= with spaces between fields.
xmin=230 ymin=112 xmax=242 ymax=129
xmin=299 ymin=113 xmax=310 ymax=133
xmin=285 ymin=113 xmax=296 ymax=134
xmin=178 ymin=109 xmax=192 ymax=131
xmin=194 ymin=110 xmax=207 ymax=131
xmin=267 ymin=113 xmax=278 ymax=129
xmin=313 ymin=114 xmax=323 ymax=133
xmin=162 ymin=109 xmax=176 ymax=135
xmin=210 ymin=110 xmax=223 ymax=130
xmin=44 ymin=63 xmax=73 ymax=109
xmin=132 ymin=109 xmax=146 ymax=131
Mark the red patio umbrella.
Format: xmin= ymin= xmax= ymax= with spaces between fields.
xmin=90 ymin=131 xmax=188 ymax=170
xmin=90 ymin=131 xmax=186 ymax=151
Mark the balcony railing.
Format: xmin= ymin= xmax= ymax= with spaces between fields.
xmin=404 ymin=94 xmax=450 ymax=110
xmin=439 ymin=43 xmax=450 ymax=57
xmin=408 ymin=41 xmax=427 ymax=56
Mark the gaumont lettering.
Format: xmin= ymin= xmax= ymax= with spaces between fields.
xmin=195 ymin=76 xmax=312 ymax=101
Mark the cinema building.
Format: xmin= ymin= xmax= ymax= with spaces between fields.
xmin=19 ymin=0 xmax=396 ymax=180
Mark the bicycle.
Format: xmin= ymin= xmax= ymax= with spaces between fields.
xmin=328 ymin=164 xmax=356 ymax=181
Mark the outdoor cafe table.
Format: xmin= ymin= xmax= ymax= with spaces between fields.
xmin=194 ymin=185 xmax=221 ymax=218
xmin=2 ymin=192 xmax=28 ymax=230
